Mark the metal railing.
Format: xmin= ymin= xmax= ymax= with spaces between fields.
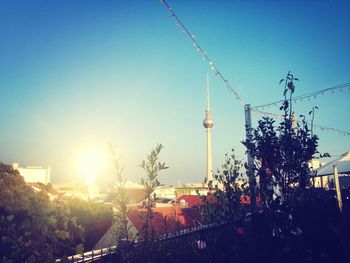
xmin=55 ymin=246 xmax=117 ymax=263
xmin=56 ymin=221 xmax=246 ymax=263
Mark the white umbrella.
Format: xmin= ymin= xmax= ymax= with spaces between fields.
xmin=314 ymin=151 xmax=350 ymax=176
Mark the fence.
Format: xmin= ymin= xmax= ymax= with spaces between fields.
xmin=56 ymin=220 xmax=250 ymax=263
xmin=55 ymin=246 xmax=117 ymax=263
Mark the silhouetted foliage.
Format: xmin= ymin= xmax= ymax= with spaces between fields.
xmin=61 ymin=196 xmax=113 ymax=251
xmin=240 ymin=72 xmax=345 ymax=262
xmin=109 ymin=143 xmax=133 ymax=243
xmin=200 ymin=149 xmax=249 ymax=224
xmin=138 ymin=144 xmax=168 ymax=259
xmin=0 ymin=163 xmax=84 ymax=262
xmin=243 ymin=72 xmax=319 ymax=207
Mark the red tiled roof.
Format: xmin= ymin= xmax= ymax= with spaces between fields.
xmin=128 ymin=205 xmax=203 ymax=235
xmin=176 ymin=195 xmax=202 ymax=207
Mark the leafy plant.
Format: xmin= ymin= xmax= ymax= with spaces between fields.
xmin=61 ymin=196 xmax=113 ymax=251
xmin=138 ymin=144 xmax=168 ymax=258
xmin=244 ymin=72 xmax=320 ymax=207
xmin=109 ymin=143 xmax=133 ymax=243
xmin=0 ymin=163 xmax=84 ymax=262
xmin=241 ymin=72 xmax=337 ymax=261
xmin=200 ymin=149 xmax=249 ymax=224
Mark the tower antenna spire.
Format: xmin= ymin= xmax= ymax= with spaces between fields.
xmin=206 ymin=72 xmax=210 ymax=110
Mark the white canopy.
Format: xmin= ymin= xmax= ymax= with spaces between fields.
xmin=314 ymin=151 xmax=350 ymax=176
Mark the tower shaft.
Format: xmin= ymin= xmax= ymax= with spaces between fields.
xmin=203 ymin=73 xmax=214 ymax=183
xmin=206 ymin=128 xmax=213 ymax=182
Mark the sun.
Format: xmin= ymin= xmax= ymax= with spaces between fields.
xmin=77 ymin=147 xmax=107 ymax=186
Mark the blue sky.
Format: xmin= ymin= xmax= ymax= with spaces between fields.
xmin=0 ymin=0 xmax=349 ymax=186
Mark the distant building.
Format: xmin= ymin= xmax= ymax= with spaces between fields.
xmin=309 ymin=159 xmax=323 ymax=170
xmin=12 ymin=163 xmax=51 ymax=185
xmin=30 ymin=183 xmax=63 ymax=201
xmin=309 ymin=159 xmax=328 ymax=188
xmin=154 ymin=185 xmax=176 ymax=199
xmin=53 ymin=182 xmax=101 ymax=201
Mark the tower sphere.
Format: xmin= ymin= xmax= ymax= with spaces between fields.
xmin=203 ymin=114 xmax=214 ymax=128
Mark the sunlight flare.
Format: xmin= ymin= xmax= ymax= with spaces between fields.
xmin=77 ymin=147 xmax=107 ymax=186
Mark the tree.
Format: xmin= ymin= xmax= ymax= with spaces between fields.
xmin=61 ymin=196 xmax=114 ymax=251
xmin=241 ymin=72 xmax=342 ymax=262
xmin=0 ymin=163 xmax=84 ymax=263
xmin=244 ymin=72 xmax=319 ymax=207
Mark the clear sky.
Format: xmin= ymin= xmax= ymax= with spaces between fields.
xmin=0 ymin=0 xmax=349 ymax=186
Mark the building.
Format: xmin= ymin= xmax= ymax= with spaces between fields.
xmin=309 ymin=159 xmax=329 ymax=188
xmin=53 ymin=182 xmax=102 ymax=201
xmin=12 ymin=163 xmax=51 ymax=185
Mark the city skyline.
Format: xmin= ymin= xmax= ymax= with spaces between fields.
xmin=0 ymin=0 xmax=349 ymax=185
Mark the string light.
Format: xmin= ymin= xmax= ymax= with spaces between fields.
xmin=160 ymin=0 xmax=246 ymax=105
xmin=252 ymin=109 xmax=350 ymax=136
xmin=252 ymin=83 xmax=350 ymax=110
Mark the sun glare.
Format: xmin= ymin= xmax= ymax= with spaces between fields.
xmin=77 ymin=148 xmax=107 ymax=186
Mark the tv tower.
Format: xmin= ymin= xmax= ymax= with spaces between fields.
xmin=203 ymin=73 xmax=214 ymax=183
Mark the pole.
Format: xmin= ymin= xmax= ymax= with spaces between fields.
xmin=245 ymin=104 xmax=256 ymax=214
xmin=333 ymin=165 xmax=343 ymax=212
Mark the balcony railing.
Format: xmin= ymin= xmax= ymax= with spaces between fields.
xmin=56 ymin=220 xmax=248 ymax=263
